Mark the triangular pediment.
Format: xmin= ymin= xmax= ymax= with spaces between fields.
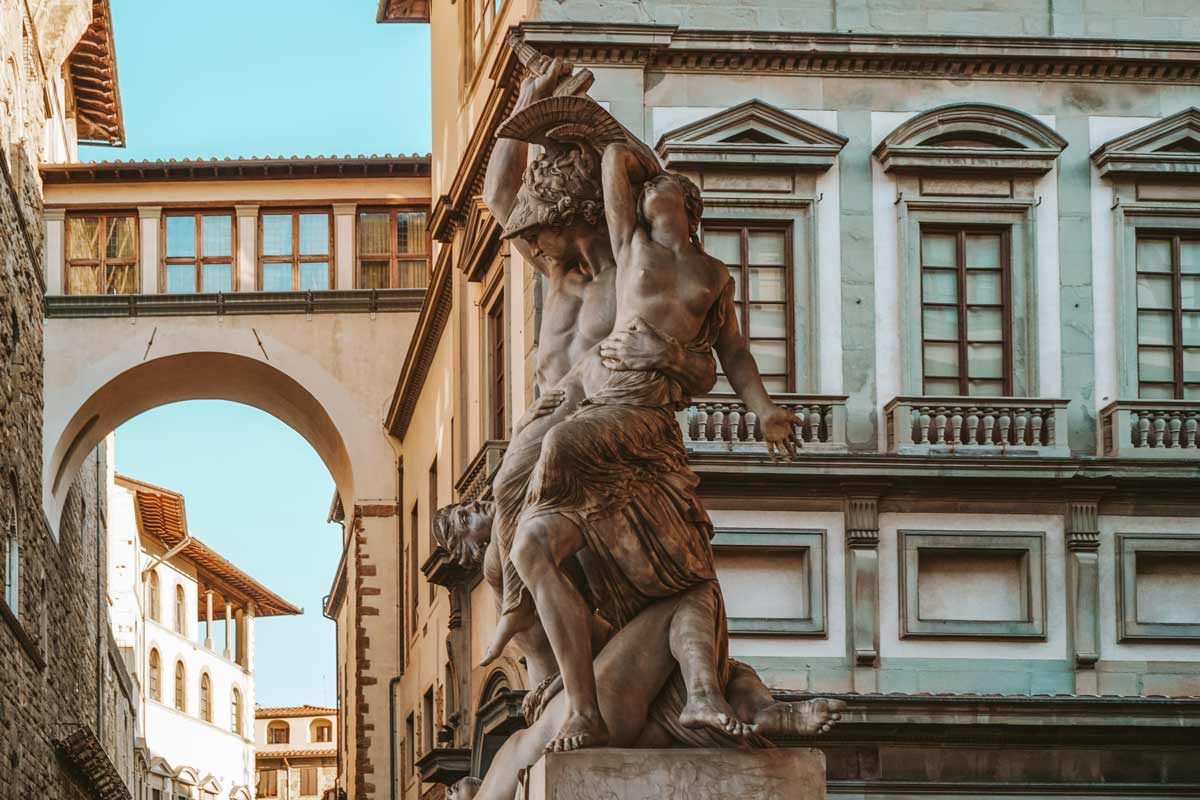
xmin=149 ymin=757 xmax=174 ymax=777
xmin=656 ymin=100 xmax=847 ymax=172
xmin=200 ymin=775 xmax=223 ymax=793
xmin=1092 ymin=108 xmax=1200 ymax=178
xmin=460 ymin=196 xmax=500 ymax=282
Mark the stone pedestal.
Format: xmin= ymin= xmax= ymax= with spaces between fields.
xmin=521 ymin=747 xmax=825 ymax=800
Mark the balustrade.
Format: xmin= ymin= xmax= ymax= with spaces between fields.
xmin=679 ymin=394 xmax=848 ymax=454
xmin=1099 ymin=401 xmax=1200 ymax=458
xmin=454 ymin=440 xmax=508 ymax=502
xmin=885 ymin=396 xmax=1070 ymax=456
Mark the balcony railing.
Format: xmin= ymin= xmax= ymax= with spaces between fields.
xmin=454 ymin=440 xmax=508 ymax=503
xmin=885 ymin=396 xmax=1070 ymax=457
xmin=679 ymin=394 xmax=849 ymax=454
xmin=1099 ymin=401 xmax=1200 ymax=458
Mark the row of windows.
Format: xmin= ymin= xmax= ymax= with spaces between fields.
xmin=265 ymin=718 xmax=333 ymax=744
xmin=256 ymin=767 xmax=321 ymax=797
xmin=63 ymin=208 xmax=429 ymax=295
xmin=146 ymin=571 xmax=191 ymax=635
xmin=147 ymin=648 xmax=244 ymax=735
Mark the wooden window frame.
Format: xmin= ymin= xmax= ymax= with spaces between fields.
xmin=355 ymin=207 xmax=431 ymax=289
xmin=463 ymin=0 xmax=509 ymax=86
xmin=428 ymin=458 xmax=438 ymax=604
xmin=919 ymin=224 xmax=1014 ymax=396
xmin=199 ymin=673 xmax=212 ymax=722
xmin=65 ymin=212 xmax=139 ymax=295
xmin=147 ymin=571 xmax=159 ymax=622
xmin=410 ymin=501 xmax=420 ymax=637
xmin=174 ymin=584 xmax=186 ymax=637
xmin=258 ymin=208 xmax=334 ymax=291
xmin=231 ymin=688 xmax=242 ymax=735
xmin=173 ymin=660 xmax=186 ymax=712
xmin=149 ymin=648 xmax=161 ymax=701
xmin=267 ymin=720 xmax=290 ymax=744
xmin=1135 ymin=231 xmax=1200 ymax=400
xmin=161 ymin=211 xmax=236 ymax=294
xmin=700 ymin=220 xmax=796 ymax=392
xmin=487 ymin=292 xmax=506 ymax=438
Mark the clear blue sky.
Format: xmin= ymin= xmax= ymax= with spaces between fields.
xmin=85 ymin=2 xmax=432 ymax=708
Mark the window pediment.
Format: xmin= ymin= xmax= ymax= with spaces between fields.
xmin=655 ymin=99 xmax=847 ymax=172
xmin=875 ymin=103 xmax=1066 ymax=175
xmin=1092 ymin=108 xmax=1200 ymax=179
xmin=149 ymin=757 xmax=174 ymax=777
xmin=174 ymin=766 xmax=200 ymax=785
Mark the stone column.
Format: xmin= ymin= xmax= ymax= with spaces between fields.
xmin=235 ymin=205 xmax=259 ymax=291
xmin=234 ymin=607 xmax=245 ymax=667
xmin=1066 ymin=493 xmax=1107 ymax=694
xmin=333 ymin=203 xmax=357 ymax=290
xmin=138 ymin=206 xmax=162 ymax=293
xmin=245 ymin=600 xmax=256 ymax=673
xmin=204 ymin=590 xmax=214 ymax=650
xmin=44 ymin=208 xmax=66 ymax=294
xmin=843 ymin=483 xmax=886 ymax=693
xmin=224 ymin=601 xmax=233 ymax=659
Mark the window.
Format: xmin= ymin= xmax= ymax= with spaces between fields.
xmin=3 ymin=486 xmax=17 ymax=615
xmin=919 ymin=227 xmax=1011 ymax=396
xmin=465 ymin=0 xmax=504 ymax=81
xmin=256 ymin=770 xmax=278 ymax=798
xmin=173 ymin=660 xmax=186 ymax=712
xmin=231 ymin=688 xmax=243 ymax=735
xmin=299 ymin=767 xmax=318 ymax=796
xmin=404 ymin=712 xmax=415 ymax=782
xmin=1135 ymin=234 xmax=1200 ymax=400
xmin=701 ymin=224 xmax=792 ymax=392
xmin=267 ymin=720 xmax=290 ymax=744
xmin=147 ymin=571 xmax=160 ymax=622
xmin=410 ymin=502 xmax=419 ymax=633
xmin=163 ymin=213 xmax=234 ymax=293
xmin=357 ymin=209 xmax=429 ymax=289
xmin=174 ymin=585 xmax=186 ymax=636
xmin=488 ymin=294 xmax=505 ymax=436
xmin=148 ymin=649 xmax=161 ymax=701
xmin=260 ymin=210 xmax=331 ymax=291
xmin=199 ymin=673 xmax=212 ymax=722
xmin=428 ymin=459 xmax=438 ymax=603
xmin=422 ymin=686 xmax=434 ymax=756
xmin=66 ymin=214 xmax=137 ymax=295
xmin=311 ymin=719 xmax=332 ymax=743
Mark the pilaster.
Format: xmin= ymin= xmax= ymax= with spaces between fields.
xmin=1065 ymin=489 xmax=1109 ymax=694
xmin=137 ymin=206 xmax=161 ymax=294
xmin=333 ymin=203 xmax=357 ymax=290
xmin=843 ymin=482 xmax=887 ymax=692
xmin=44 ymin=208 xmax=66 ymax=295
xmin=235 ymin=205 xmax=259 ymax=291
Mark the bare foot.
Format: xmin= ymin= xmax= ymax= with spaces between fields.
xmin=679 ymin=691 xmax=756 ymax=738
xmin=479 ymin=603 xmax=535 ymax=666
xmin=546 ymin=709 xmax=610 ymax=753
xmin=752 ymin=698 xmax=846 ymax=737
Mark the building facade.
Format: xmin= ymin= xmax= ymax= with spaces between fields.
xmin=254 ymin=706 xmax=339 ymax=800
xmin=371 ymin=1 xmax=1200 ymax=799
xmin=108 ymin=473 xmax=302 ymax=799
xmin=1 ymin=1 xmax=141 ymax=798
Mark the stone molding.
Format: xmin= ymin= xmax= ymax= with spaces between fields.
xmin=43 ymin=288 xmax=425 ymax=318
xmin=1092 ymin=107 xmax=1200 ymax=179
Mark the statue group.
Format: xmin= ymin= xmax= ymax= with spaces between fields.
xmin=435 ymin=51 xmax=844 ymax=800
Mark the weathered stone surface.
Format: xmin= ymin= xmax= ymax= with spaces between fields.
xmin=524 ymin=748 xmax=826 ymax=800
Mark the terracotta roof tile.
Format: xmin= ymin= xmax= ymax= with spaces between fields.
xmin=40 ymin=154 xmax=431 ymax=184
xmin=255 ymin=748 xmax=337 ymax=760
xmin=256 ymin=705 xmax=338 ymax=719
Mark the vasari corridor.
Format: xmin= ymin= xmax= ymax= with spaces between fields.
xmin=2 ymin=0 xmax=1200 ymax=798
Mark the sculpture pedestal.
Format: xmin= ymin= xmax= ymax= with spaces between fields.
xmin=520 ymin=747 xmax=825 ymax=800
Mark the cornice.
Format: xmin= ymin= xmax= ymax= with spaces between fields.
xmin=385 ymin=244 xmax=455 ymax=439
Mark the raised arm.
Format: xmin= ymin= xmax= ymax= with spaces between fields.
xmin=601 ymin=141 xmax=660 ymax=265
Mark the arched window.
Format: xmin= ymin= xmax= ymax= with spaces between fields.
xmin=147 ymin=571 xmax=160 ymax=622
xmin=267 ymin=720 xmax=290 ymax=744
xmin=148 ymin=649 xmax=161 ymax=701
xmin=174 ymin=660 xmax=186 ymax=712
xmin=230 ymin=687 xmax=243 ymax=736
xmin=310 ymin=719 xmax=333 ymax=743
xmin=174 ymin=585 xmax=186 ymax=636
xmin=199 ymin=673 xmax=212 ymax=722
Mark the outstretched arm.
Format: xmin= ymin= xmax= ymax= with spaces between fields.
xmin=601 ymin=142 xmax=659 ymax=265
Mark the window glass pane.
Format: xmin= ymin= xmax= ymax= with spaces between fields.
xmin=712 ymin=375 xmax=733 ymax=394
xmin=165 ymin=263 xmax=194 ymax=293
xmin=360 ymin=260 xmax=390 ymax=289
xmin=922 ymin=307 xmax=958 ymax=341
xmin=748 ymin=267 xmax=785 ymax=302
xmin=748 ymin=304 xmax=786 ymax=338
xmin=727 ymin=266 xmax=742 ymax=300
xmin=761 ymin=376 xmax=787 ymax=393
xmin=68 ymin=217 xmax=100 ymax=259
xmin=925 ymin=378 xmax=960 ymax=396
xmin=922 ymin=233 xmax=957 ymax=267
xmin=165 ymin=217 xmax=195 ymax=258
xmin=1185 ymin=348 xmax=1200 ymax=382
xmin=1139 ymin=311 xmax=1174 ymax=345
xmin=966 ymin=271 xmax=1002 ymax=304
xmin=703 ymin=230 xmax=741 ymax=264
xmin=923 ymin=342 xmax=959 ymax=377
xmin=967 ymin=308 xmax=1003 ymax=342
xmin=1184 ymin=312 xmax=1200 ymax=346
xmin=968 ymin=379 xmax=1004 ymax=396
xmin=299 ymin=214 xmax=329 ymax=255
xmin=262 ymin=263 xmax=292 ymax=292
xmin=1138 ymin=347 xmax=1175 ymax=382
xmin=262 ymin=215 xmax=292 ymax=257
xmin=1182 ymin=240 xmax=1200 ymax=274
xmin=922 ymin=269 xmax=957 ymax=304
xmin=1139 ymin=382 xmax=1175 ymax=400
xmin=748 ymin=339 xmax=787 ymax=375
xmin=397 ymin=211 xmax=428 ymax=255
xmin=398 ymin=259 xmax=429 ymax=289
xmin=299 ymin=261 xmax=329 ymax=290
xmin=748 ymin=230 xmax=786 ymax=265
xmin=965 ymin=234 xmax=1001 ymax=268
xmin=201 ymin=263 xmax=232 ymax=293
xmin=1137 ymin=275 xmax=1173 ymax=310
xmin=201 ymin=216 xmax=231 ymax=256
xmin=1186 ymin=384 xmax=1200 ymax=400
xmin=106 ymin=264 xmax=137 ymax=295
xmin=967 ymin=343 xmax=1004 ymax=378
xmin=359 ymin=212 xmax=390 ymax=256
xmin=105 ymin=217 xmax=136 ymax=259
xmin=1182 ymin=276 xmax=1200 ymax=310
xmin=68 ymin=265 xmax=101 ymax=294
xmin=1137 ymin=238 xmax=1172 ymax=272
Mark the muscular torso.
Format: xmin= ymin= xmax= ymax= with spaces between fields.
xmin=614 ymin=233 xmax=729 ymax=345
xmin=536 ymin=265 xmax=617 ymax=390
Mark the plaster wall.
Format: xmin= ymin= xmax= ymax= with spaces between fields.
xmin=254 ymin=713 xmax=338 ymax=752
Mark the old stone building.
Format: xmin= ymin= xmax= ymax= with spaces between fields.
xmin=1 ymin=1 xmax=141 ymax=798
xmin=254 ymin=706 xmax=339 ymax=800
xmin=370 ymin=1 xmax=1200 ymax=799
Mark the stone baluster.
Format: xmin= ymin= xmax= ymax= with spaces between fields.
xmin=965 ymin=407 xmax=979 ymax=445
xmin=1185 ymin=413 xmax=1198 ymax=449
xmin=711 ymin=405 xmax=726 ymax=442
xmin=1013 ymin=408 xmax=1028 ymax=446
xmin=1169 ymin=412 xmax=1183 ymax=449
xmin=933 ymin=407 xmax=948 ymax=444
xmin=728 ymin=407 xmax=743 ymax=443
xmin=998 ymin=410 xmax=1012 ymax=445
xmin=1137 ymin=411 xmax=1150 ymax=447
xmin=808 ymin=406 xmax=822 ymax=443
xmin=1030 ymin=408 xmax=1044 ymax=447
xmin=696 ymin=405 xmax=710 ymax=442
xmin=745 ymin=410 xmax=758 ymax=442
xmin=948 ymin=407 xmax=963 ymax=445
xmin=1047 ymin=409 xmax=1056 ymax=445
xmin=918 ymin=407 xmax=931 ymax=444
xmin=982 ymin=408 xmax=996 ymax=445
xmin=1152 ymin=413 xmax=1167 ymax=448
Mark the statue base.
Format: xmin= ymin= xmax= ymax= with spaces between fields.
xmin=519 ymin=747 xmax=825 ymax=800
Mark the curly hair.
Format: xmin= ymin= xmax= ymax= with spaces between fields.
xmin=637 ymin=172 xmax=704 ymax=242
xmin=520 ymin=143 xmax=605 ymax=230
